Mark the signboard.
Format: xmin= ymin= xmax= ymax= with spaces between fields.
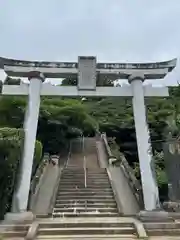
xmin=97 ymin=62 xmax=173 ymax=70
xmin=3 ymin=61 xmax=167 ymax=70
xmin=78 ymin=56 xmax=96 ymax=90
xmin=3 ymin=60 xmax=77 ymax=69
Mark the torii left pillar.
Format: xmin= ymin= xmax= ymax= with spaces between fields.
xmin=13 ymin=71 xmax=44 ymax=212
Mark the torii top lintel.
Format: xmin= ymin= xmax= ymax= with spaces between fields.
xmin=0 ymin=56 xmax=177 ymax=80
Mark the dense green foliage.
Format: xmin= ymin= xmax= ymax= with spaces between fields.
xmin=0 ymin=128 xmax=24 ymax=219
xmin=0 ymin=127 xmax=42 ymax=219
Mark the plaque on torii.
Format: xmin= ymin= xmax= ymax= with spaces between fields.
xmin=0 ymin=56 xmax=177 ymax=213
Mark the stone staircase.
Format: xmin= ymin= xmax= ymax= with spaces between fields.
xmin=35 ymin=167 xmax=137 ymax=239
xmin=53 ymin=168 xmax=118 ymax=218
xmin=36 ymin=218 xmax=137 ymax=239
xmin=0 ymin=223 xmax=30 ymax=239
xmin=36 ymin=138 xmax=138 ymax=239
xmin=140 ymin=215 xmax=180 ymax=238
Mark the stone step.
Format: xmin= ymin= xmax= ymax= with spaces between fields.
xmin=61 ymin=174 xmax=107 ymax=177
xmin=62 ymin=171 xmax=107 ymax=174
xmin=148 ymin=237 xmax=180 ymax=240
xmin=39 ymin=222 xmax=133 ymax=229
xmin=55 ymin=199 xmax=116 ymax=204
xmin=60 ymin=180 xmax=110 ymax=183
xmin=61 ymin=171 xmax=107 ymax=174
xmin=0 ymin=224 xmax=29 ymax=239
xmin=60 ymin=179 xmax=109 ymax=182
xmin=58 ymin=185 xmax=111 ymax=188
xmin=57 ymin=192 xmax=113 ymax=197
xmin=61 ymin=173 xmax=108 ymax=176
xmin=55 ymin=203 xmax=117 ymax=208
xmin=62 ymin=172 xmax=107 ymax=173
xmin=144 ymin=222 xmax=180 ymax=236
xmin=144 ymin=222 xmax=180 ymax=229
xmin=146 ymin=229 xmax=180 ymax=236
xmin=58 ymin=186 xmax=111 ymax=189
xmin=0 ymin=238 xmax=25 ymax=240
xmin=61 ymin=176 xmax=108 ymax=179
xmin=55 ymin=196 xmax=114 ymax=200
xmin=0 ymin=231 xmax=27 ymax=238
xmin=58 ymin=185 xmax=110 ymax=188
xmin=52 ymin=213 xmax=119 ymax=218
xmin=63 ymin=168 xmax=106 ymax=171
xmin=140 ymin=217 xmax=174 ymax=223
xmin=36 ymin=234 xmax=136 ymax=239
xmin=0 ymin=224 xmax=29 ymax=231
xmin=38 ymin=227 xmax=134 ymax=235
xmin=61 ymin=176 xmax=108 ymax=178
xmin=58 ymin=189 xmax=113 ymax=192
xmin=57 ymin=190 xmax=113 ymax=193
xmin=56 ymin=197 xmax=114 ymax=201
xmin=53 ymin=208 xmax=118 ymax=213
xmin=60 ymin=181 xmax=110 ymax=185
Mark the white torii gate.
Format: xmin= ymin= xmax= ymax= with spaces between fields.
xmin=0 ymin=56 xmax=177 ymax=213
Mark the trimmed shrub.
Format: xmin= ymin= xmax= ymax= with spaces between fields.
xmin=0 ymin=128 xmax=24 ymax=219
xmin=0 ymin=127 xmax=43 ymax=220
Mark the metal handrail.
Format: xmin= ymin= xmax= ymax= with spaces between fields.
xmin=66 ymin=141 xmax=71 ymax=168
xmin=84 ymin=156 xmax=87 ymax=188
xmin=82 ymin=135 xmax=87 ymax=188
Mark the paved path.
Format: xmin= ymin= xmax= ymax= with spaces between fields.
xmin=33 ymin=164 xmax=60 ymax=215
xmin=68 ymin=138 xmax=99 ymax=169
xmin=108 ymin=166 xmax=140 ymax=215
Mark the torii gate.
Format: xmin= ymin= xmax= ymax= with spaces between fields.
xmin=0 ymin=56 xmax=177 ymax=213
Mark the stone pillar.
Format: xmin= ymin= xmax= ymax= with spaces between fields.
xmin=129 ymin=74 xmax=160 ymax=211
xmin=15 ymin=71 xmax=44 ymax=212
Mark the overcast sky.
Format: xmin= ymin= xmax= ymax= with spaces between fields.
xmin=0 ymin=0 xmax=180 ymax=85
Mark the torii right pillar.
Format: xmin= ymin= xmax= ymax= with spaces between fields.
xmin=129 ymin=74 xmax=160 ymax=211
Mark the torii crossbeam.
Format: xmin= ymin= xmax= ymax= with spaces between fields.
xmin=0 ymin=56 xmax=177 ymax=213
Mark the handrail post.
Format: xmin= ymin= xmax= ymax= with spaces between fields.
xmin=84 ymin=155 xmax=87 ymax=188
xmin=66 ymin=141 xmax=71 ymax=168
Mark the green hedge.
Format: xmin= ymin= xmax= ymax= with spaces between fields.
xmin=0 ymin=127 xmax=42 ymax=220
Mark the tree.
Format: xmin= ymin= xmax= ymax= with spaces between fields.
xmin=0 ymin=127 xmax=42 ymax=219
xmin=61 ymin=76 xmax=114 ymax=86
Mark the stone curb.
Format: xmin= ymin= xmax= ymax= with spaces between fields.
xmin=134 ymin=219 xmax=148 ymax=239
xmin=138 ymin=210 xmax=180 ymax=219
xmin=4 ymin=211 xmax=34 ymax=223
xmin=106 ymin=168 xmax=123 ymax=215
xmin=29 ymin=162 xmax=49 ymax=211
xmin=48 ymin=167 xmax=62 ymax=214
xmin=25 ymin=222 xmax=39 ymax=240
